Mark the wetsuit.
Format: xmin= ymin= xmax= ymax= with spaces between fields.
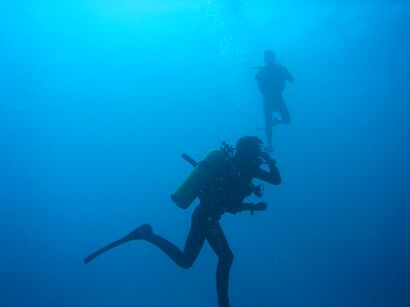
xmin=141 ymin=155 xmax=281 ymax=307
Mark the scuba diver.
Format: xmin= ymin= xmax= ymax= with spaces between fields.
xmin=84 ymin=136 xmax=281 ymax=307
xmin=255 ymin=50 xmax=294 ymax=152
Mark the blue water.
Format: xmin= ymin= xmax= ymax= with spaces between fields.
xmin=1 ymin=1 xmax=409 ymax=306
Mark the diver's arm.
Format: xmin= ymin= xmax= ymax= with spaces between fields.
xmin=254 ymin=153 xmax=281 ymax=185
xmin=283 ymin=66 xmax=294 ymax=83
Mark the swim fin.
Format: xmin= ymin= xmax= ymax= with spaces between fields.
xmin=83 ymin=224 xmax=152 ymax=264
xmin=83 ymin=236 xmax=132 ymax=264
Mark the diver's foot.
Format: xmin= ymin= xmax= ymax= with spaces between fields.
xmin=271 ymin=119 xmax=280 ymax=126
xmin=125 ymin=224 xmax=153 ymax=240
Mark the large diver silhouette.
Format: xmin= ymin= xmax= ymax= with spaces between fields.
xmin=84 ymin=136 xmax=281 ymax=307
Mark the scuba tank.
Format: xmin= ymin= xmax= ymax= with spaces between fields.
xmin=171 ymin=149 xmax=229 ymax=209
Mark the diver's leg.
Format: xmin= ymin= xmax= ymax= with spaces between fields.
xmin=144 ymin=208 xmax=208 ymax=269
xmin=263 ymin=100 xmax=273 ymax=151
xmin=277 ymin=98 xmax=291 ymax=124
xmin=206 ymin=223 xmax=234 ymax=307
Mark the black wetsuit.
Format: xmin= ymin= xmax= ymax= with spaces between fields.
xmin=142 ymin=156 xmax=281 ymax=307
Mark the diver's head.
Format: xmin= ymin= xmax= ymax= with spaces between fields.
xmin=264 ymin=50 xmax=276 ymax=64
xmin=235 ymin=136 xmax=263 ymax=167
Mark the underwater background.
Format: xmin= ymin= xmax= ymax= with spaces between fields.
xmin=1 ymin=1 xmax=409 ymax=306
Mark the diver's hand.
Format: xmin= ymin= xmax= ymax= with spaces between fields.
xmin=248 ymin=202 xmax=268 ymax=216
xmin=253 ymin=202 xmax=268 ymax=211
xmin=260 ymin=152 xmax=276 ymax=165
xmin=235 ymin=202 xmax=267 ymax=214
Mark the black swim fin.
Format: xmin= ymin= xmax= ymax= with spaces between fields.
xmin=83 ymin=224 xmax=152 ymax=264
xmin=83 ymin=235 xmax=132 ymax=264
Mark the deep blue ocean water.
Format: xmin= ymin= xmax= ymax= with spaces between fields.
xmin=1 ymin=1 xmax=409 ymax=306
